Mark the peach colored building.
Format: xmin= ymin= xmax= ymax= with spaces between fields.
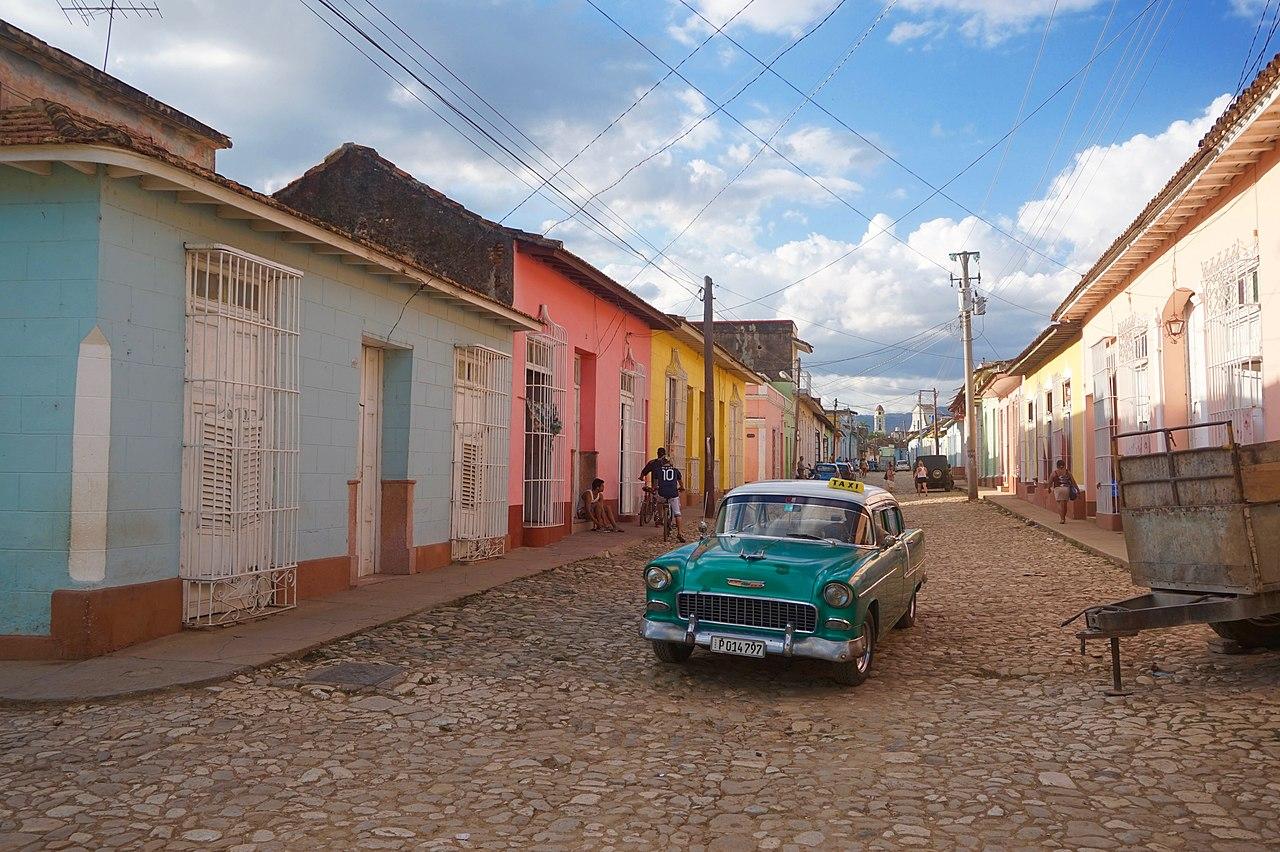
xmin=745 ymin=382 xmax=787 ymax=481
xmin=1056 ymin=57 xmax=1280 ymax=531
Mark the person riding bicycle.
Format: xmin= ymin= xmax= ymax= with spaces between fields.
xmin=638 ymin=447 xmax=668 ymax=488
xmin=655 ymin=456 xmax=686 ymax=543
xmin=637 ymin=448 xmax=669 ymax=526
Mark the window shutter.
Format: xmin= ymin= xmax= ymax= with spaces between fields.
xmin=199 ymin=416 xmax=235 ymax=530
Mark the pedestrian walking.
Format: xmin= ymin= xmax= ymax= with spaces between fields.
xmin=796 ymin=456 xmax=810 ymax=479
xmin=883 ymin=462 xmax=895 ymax=486
xmin=1049 ymin=459 xmax=1079 ymax=524
xmin=860 ymin=459 xmax=869 ymax=480
xmin=914 ymin=459 xmax=928 ymax=495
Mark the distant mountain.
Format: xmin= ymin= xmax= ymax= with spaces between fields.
xmin=851 ymin=412 xmax=912 ymax=433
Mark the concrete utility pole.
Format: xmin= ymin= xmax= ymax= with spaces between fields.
xmin=702 ymin=276 xmax=716 ymax=518
xmin=950 ymin=251 xmax=980 ymax=501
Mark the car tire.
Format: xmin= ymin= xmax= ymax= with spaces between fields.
xmin=831 ymin=612 xmax=875 ymax=686
xmin=651 ymin=640 xmax=694 ymax=663
xmin=1209 ymin=615 xmax=1280 ymax=648
xmin=894 ymin=589 xmax=918 ymax=629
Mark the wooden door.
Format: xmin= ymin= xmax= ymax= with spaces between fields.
xmin=356 ymin=346 xmax=382 ymax=578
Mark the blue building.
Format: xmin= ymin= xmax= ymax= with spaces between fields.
xmin=0 ymin=23 xmax=535 ymax=658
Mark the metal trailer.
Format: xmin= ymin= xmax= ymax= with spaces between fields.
xmin=1065 ymin=421 xmax=1280 ymax=693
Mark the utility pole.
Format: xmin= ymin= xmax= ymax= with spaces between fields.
xmin=950 ymin=250 xmax=980 ymax=501
xmin=833 ymin=398 xmax=839 ymax=462
xmin=702 ymin=276 xmax=716 ymax=518
xmin=932 ymin=387 xmax=940 ymax=455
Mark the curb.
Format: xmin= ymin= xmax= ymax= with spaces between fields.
xmin=980 ymin=496 xmax=1128 ymax=570
xmin=0 ymin=535 xmax=656 ymax=707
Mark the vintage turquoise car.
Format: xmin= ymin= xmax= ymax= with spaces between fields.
xmin=639 ymin=478 xmax=925 ymax=685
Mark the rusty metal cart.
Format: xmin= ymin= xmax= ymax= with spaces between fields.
xmin=1065 ymin=421 xmax=1280 ymax=693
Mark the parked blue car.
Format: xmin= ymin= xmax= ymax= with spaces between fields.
xmin=812 ymin=462 xmax=840 ymax=480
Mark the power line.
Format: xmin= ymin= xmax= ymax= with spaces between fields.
xmin=302 ymin=0 xmax=709 ymax=305
xmin=618 ymin=0 xmax=900 ymax=287
xmin=343 ymin=0 xmax=710 ymax=296
xmin=719 ymin=0 xmax=1165 ymax=316
xmin=551 ymin=0 xmax=853 ymax=236
xmin=675 ymin=0 xmax=1079 ymax=275
xmin=497 ymin=0 xmax=761 ymax=224
xmin=1238 ymin=0 xmax=1278 ymax=93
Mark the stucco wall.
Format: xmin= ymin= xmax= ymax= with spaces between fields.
xmin=647 ymin=333 xmax=747 ymax=494
xmin=0 ymin=167 xmax=511 ymax=635
xmin=1020 ymin=342 xmax=1087 ymax=483
xmin=507 ymin=249 xmax=653 ymax=512
xmin=0 ymin=164 xmax=101 ymax=634
xmin=1080 ymin=142 xmax=1280 ymax=491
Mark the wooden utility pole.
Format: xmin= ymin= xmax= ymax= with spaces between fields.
xmin=792 ymin=355 xmax=802 ymax=477
xmin=950 ymin=251 xmax=980 ymax=501
xmin=932 ymin=388 xmax=940 ymax=455
xmin=702 ymin=276 xmax=716 ymax=518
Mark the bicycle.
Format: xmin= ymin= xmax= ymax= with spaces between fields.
xmin=638 ymin=486 xmax=659 ymax=527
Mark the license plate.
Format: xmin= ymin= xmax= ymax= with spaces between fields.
xmin=708 ymin=635 xmax=766 ymax=658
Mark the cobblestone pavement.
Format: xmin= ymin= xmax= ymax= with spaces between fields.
xmin=3 ymin=493 xmax=1280 ymax=850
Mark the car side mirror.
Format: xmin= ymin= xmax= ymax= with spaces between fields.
xmin=882 ymin=534 xmax=899 ymax=548
xmin=697 ymin=520 xmax=709 ymax=538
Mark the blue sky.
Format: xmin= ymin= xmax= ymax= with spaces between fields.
xmin=2 ymin=0 xmax=1269 ymax=411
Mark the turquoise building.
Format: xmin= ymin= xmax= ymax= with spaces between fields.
xmin=0 ymin=25 xmax=534 ymax=657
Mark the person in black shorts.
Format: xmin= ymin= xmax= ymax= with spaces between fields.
xmin=655 ymin=457 xmax=685 ymax=543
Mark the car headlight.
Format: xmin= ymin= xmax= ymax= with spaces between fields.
xmin=645 ymin=566 xmax=672 ymax=591
xmin=822 ymin=582 xmax=853 ymax=608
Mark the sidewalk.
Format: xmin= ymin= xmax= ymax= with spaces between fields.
xmin=981 ymin=490 xmax=1129 ymax=568
xmin=0 ymin=526 xmax=660 ymax=705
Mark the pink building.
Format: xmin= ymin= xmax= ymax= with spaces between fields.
xmin=507 ymin=236 xmax=671 ymax=548
xmin=745 ymin=383 xmax=787 ymax=481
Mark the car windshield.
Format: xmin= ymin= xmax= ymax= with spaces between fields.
xmin=814 ymin=464 xmax=837 ymax=476
xmin=717 ymin=494 xmax=874 ymax=546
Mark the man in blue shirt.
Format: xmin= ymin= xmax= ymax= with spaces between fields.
xmin=655 ymin=457 xmax=685 ymax=543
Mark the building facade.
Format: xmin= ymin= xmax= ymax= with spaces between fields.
xmin=272 ymin=144 xmax=671 ymax=549
xmin=648 ymin=321 xmax=754 ymax=512
xmin=746 ymin=382 xmax=787 ymax=481
xmin=0 ymin=85 xmax=533 ymax=658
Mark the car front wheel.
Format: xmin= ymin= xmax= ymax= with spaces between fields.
xmin=831 ymin=614 xmax=875 ymax=686
xmin=651 ymin=640 xmax=694 ymax=663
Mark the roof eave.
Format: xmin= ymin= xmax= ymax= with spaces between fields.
xmin=0 ymin=144 xmax=539 ymax=332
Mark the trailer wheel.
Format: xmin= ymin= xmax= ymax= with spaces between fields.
xmin=1210 ymin=615 xmax=1280 ymax=648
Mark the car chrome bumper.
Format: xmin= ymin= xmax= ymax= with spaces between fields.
xmin=639 ymin=618 xmax=866 ymax=663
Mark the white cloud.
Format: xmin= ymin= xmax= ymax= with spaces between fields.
xmin=669 ymin=0 xmax=836 ymax=42
xmin=1016 ymin=94 xmax=1232 ymax=268
xmin=888 ymin=20 xmax=940 ymax=44
xmin=897 ymin=0 xmax=1104 ymax=45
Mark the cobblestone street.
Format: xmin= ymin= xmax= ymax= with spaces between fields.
xmin=3 ymin=494 xmax=1279 ymax=850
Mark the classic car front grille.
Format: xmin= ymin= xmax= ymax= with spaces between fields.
xmin=677 ymin=592 xmax=818 ymax=633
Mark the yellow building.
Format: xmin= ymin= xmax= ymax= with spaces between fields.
xmin=985 ymin=323 xmax=1088 ymax=516
xmin=648 ymin=319 xmax=758 ymax=510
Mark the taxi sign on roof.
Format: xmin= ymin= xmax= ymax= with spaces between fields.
xmin=827 ymin=477 xmax=865 ymax=494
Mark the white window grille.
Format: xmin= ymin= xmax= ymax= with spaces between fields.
xmin=619 ymin=344 xmax=647 ymax=515
xmin=728 ymin=388 xmax=744 ymax=488
xmin=181 ymin=245 xmax=299 ymax=626
xmin=664 ymin=351 xmax=688 ymax=477
xmin=452 ymin=345 xmax=511 ymax=561
xmin=1203 ymin=242 xmax=1264 ymax=444
xmin=1091 ymin=338 xmax=1119 ymax=515
xmin=524 ymin=307 xmax=567 ymax=527
xmin=1115 ymin=315 xmax=1154 ymax=454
